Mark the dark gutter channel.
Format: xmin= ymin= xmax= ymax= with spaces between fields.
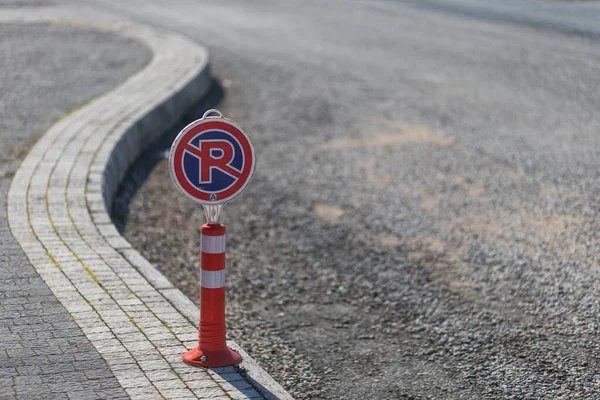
xmin=111 ymin=79 xmax=224 ymax=233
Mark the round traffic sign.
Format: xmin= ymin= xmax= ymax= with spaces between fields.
xmin=168 ymin=110 xmax=256 ymax=205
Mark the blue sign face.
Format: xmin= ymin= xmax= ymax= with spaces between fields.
xmin=170 ymin=117 xmax=255 ymax=204
xmin=183 ymin=130 xmax=245 ymax=193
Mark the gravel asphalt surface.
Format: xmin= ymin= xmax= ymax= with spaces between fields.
xmin=80 ymin=0 xmax=600 ymax=398
xmin=0 ymin=22 xmax=150 ymax=398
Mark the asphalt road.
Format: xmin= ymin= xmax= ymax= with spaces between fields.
xmin=72 ymin=0 xmax=600 ymax=398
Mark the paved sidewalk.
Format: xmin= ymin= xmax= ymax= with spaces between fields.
xmin=0 ymin=22 xmax=150 ymax=400
xmin=2 ymin=16 xmax=290 ymax=400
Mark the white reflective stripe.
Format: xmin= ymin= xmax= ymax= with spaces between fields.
xmin=201 ymin=269 xmax=226 ymax=288
xmin=201 ymin=234 xmax=226 ymax=254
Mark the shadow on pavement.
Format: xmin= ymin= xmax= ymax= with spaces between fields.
xmin=112 ymin=79 xmax=225 ymax=233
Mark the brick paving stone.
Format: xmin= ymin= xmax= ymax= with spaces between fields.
xmin=0 ymin=23 xmax=150 ymax=399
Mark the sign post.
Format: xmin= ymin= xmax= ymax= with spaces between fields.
xmin=169 ymin=109 xmax=256 ymax=367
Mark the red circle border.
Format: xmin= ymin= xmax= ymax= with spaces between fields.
xmin=170 ymin=119 xmax=255 ymax=203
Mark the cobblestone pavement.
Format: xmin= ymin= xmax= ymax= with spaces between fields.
xmin=0 ymin=22 xmax=149 ymax=400
xmin=2 ymin=17 xmax=289 ymax=400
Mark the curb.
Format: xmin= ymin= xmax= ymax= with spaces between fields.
xmin=7 ymin=20 xmax=292 ymax=400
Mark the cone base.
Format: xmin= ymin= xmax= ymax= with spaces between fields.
xmin=182 ymin=346 xmax=242 ymax=368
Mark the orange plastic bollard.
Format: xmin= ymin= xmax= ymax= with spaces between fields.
xmin=182 ymin=223 xmax=242 ymax=367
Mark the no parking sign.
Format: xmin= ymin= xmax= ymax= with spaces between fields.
xmin=168 ymin=109 xmax=255 ymax=368
xmin=169 ymin=109 xmax=256 ymax=205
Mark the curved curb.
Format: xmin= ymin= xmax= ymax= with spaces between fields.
xmin=7 ymin=20 xmax=291 ymax=400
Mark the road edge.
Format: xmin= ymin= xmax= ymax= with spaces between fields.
xmin=92 ymin=22 xmax=294 ymax=400
xmin=6 ymin=18 xmax=293 ymax=400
